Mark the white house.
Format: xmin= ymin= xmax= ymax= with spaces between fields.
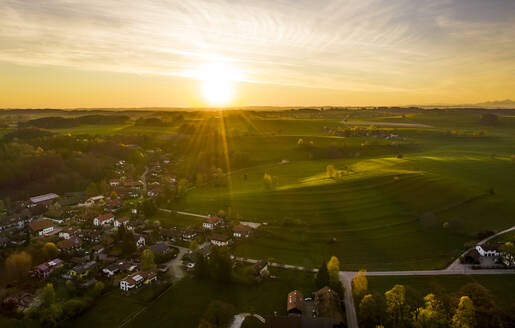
xmin=475 ymin=244 xmax=501 ymax=257
xmin=136 ymin=235 xmax=146 ymax=248
xmin=120 ymin=271 xmax=157 ymax=291
xmin=114 ymin=217 xmax=130 ymax=227
xmin=209 ymin=233 xmax=231 ymax=247
xmin=93 ymin=213 xmax=115 ymax=226
xmin=232 ymin=224 xmax=253 ymax=238
xmin=202 ymin=216 xmax=223 ymax=230
xmin=28 ymin=219 xmax=55 ymax=236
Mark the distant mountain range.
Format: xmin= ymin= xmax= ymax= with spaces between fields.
xmin=418 ymin=99 xmax=515 ymax=109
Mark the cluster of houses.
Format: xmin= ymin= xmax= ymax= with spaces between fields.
xmin=265 ymin=287 xmax=345 ymax=328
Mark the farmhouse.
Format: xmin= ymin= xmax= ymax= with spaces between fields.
xmin=233 ymin=224 xmax=253 ymax=238
xmin=93 ymin=213 xmax=115 ymax=226
xmin=287 ymin=290 xmax=304 ymax=315
xmin=182 ymin=227 xmax=197 ymax=241
xmin=202 ymin=216 xmax=223 ymax=230
xmin=33 ymin=258 xmax=64 ymax=279
xmin=314 ymin=286 xmax=344 ymax=324
xmin=28 ymin=218 xmax=55 ymax=236
xmin=476 ymin=244 xmax=502 ymax=257
xmin=209 ymin=233 xmax=231 ymax=247
xmin=120 ymin=271 xmax=157 ymax=291
xmin=29 ymin=193 xmax=59 ymax=206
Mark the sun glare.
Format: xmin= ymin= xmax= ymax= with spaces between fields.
xmin=197 ymin=63 xmax=238 ymax=106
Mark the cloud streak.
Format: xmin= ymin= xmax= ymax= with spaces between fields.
xmin=1 ymin=0 xmax=515 ymax=98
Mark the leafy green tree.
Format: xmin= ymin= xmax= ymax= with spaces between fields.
xmin=327 ymin=256 xmax=340 ymax=285
xmin=194 ymin=254 xmax=209 ymax=279
xmin=141 ymin=249 xmax=156 ymax=271
xmin=201 ymin=300 xmax=235 ymax=328
xmin=41 ymin=283 xmax=56 ymax=307
xmin=5 ymin=251 xmax=32 ymax=282
xmin=451 ymin=296 xmax=475 ymax=328
xmin=459 ymin=283 xmax=500 ymax=328
xmin=42 ymin=242 xmax=58 ymax=260
xmin=412 ymin=293 xmax=447 ymax=328
xmin=385 ymin=284 xmax=410 ymax=328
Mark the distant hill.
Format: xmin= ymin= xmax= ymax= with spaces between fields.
xmin=417 ymin=99 xmax=515 ymax=109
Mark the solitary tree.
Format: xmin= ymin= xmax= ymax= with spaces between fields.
xmin=385 ymin=284 xmax=410 ymax=327
xmin=451 ymin=296 xmax=475 ymax=328
xmin=352 ymin=270 xmax=368 ymax=300
xmin=140 ymin=249 xmax=156 ymax=271
xmin=326 ymin=164 xmax=337 ymax=178
xmin=315 ymin=260 xmax=330 ymax=289
xmin=326 ymin=256 xmax=340 ymax=285
xmin=263 ymin=173 xmax=274 ymax=190
xmin=189 ymin=240 xmax=200 ymax=251
xmin=42 ymin=242 xmax=58 ymax=260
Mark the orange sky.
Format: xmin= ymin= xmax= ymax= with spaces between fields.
xmin=1 ymin=0 xmax=515 ymax=108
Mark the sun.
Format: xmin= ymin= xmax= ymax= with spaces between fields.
xmin=197 ymin=63 xmax=237 ymax=106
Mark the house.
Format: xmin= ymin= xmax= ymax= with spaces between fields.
xmin=93 ymin=213 xmax=115 ymax=226
xmin=57 ymin=237 xmax=82 ymax=252
xmin=103 ymin=260 xmax=137 ymax=277
xmin=69 ymin=261 xmax=97 ymax=279
xmin=182 ymin=227 xmax=197 ymax=241
xmin=33 ymin=258 xmax=64 ymax=279
xmin=209 ymin=233 xmax=231 ymax=247
xmin=233 ymin=224 xmax=253 ymax=238
xmin=91 ymin=244 xmax=105 ymax=255
xmin=476 ymin=244 xmax=502 ymax=257
xmin=149 ymin=242 xmax=169 ymax=256
xmin=203 ymin=216 xmax=223 ymax=230
xmin=109 ymin=179 xmax=121 ymax=187
xmin=114 ymin=217 xmax=130 ymax=227
xmin=162 ymin=227 xmax=183 ymax=242
xmin=147 ymin=182 xmax=162 ymax=197
xmin=287 ymin=290 xmax=304 ymax=315
xmin=120 ymin=271 xmax=157 ymax=291
xmin=28 ymin=218 xmax=55 ymax=236
xmin=59 ymin=226 xmax=78 ymax=239
xmin=254 ymin=260 xmax=269 ymax=277
xmin=105 ymin=198 xmax=123 ymax=212
xmin=314 ymin=287 xmax=344 ymax=324
xmin=124 ymin=180 xmax=144 ymax=190
xmin=136 ymin=234 xmax=146 ymax=248
xmin=29 ymin=193 xmax=59 ymax=206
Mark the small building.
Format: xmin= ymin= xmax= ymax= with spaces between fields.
xmin=57 ymin=237 xmax=82 ymax=252
xmin=233 ymin=224 xmax=253 ymax=238
xmin=93 ymin=213 xmax=115 ymax=226
xmin=29 ymin=193 xmax=59 ymax=206
xmin=114 ymin=217 xmax=130 ymax=227
xmin=182 ymin=227 xmax=197 ymax=241
xmin=103 ymin=261 xmax=137 ymax=277
xmin=149 ymin=242 xmax=169 ymax=256
xmin=28 ymin=218 xmax=55 ymax=236
xmin=109 ymin=179 xmax=121 ymax=187
xmin=136 ymin=234 xmax=146 ymax=248
xmin=476 ymin=244 xmax=501 ymax=257
xmin=59 ymin=227 xmax=78 ymax=240
xmin=120 ymin=271 xmax=157 ymax=292
xmin=254 ymin=260 xmax=269 ymax=277
xmin=209 ymin=233 xmax=231 ymax=247
xmin=314 ymin=286 xmax=344 ymax=324
xmin=33 ymin=258 xmax=64 ymax=279
xmin=69 ymin=261 xmax=97 ymax=279
xmin=203 ymin=216 xmax=223 ymax=230
xmin=287 ymin=290 xmax=304 ymax=315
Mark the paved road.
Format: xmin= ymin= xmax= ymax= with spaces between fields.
xmin=140 ymin=167 xmax=149 ymax=193
xmin=165 ymin=245 xmax=189 ymax=282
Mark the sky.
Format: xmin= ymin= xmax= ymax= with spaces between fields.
xmin=1 ymin=0 xmax=515 ymax=108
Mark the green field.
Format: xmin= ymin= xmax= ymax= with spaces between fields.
xmin=158 ymin=111 xmax=515 ymax=270
xmin=65 ymin=269 xmax=316 ymax=328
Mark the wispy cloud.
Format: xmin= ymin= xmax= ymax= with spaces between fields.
xmin=1 ymin=0 xmax=514 ymax=96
